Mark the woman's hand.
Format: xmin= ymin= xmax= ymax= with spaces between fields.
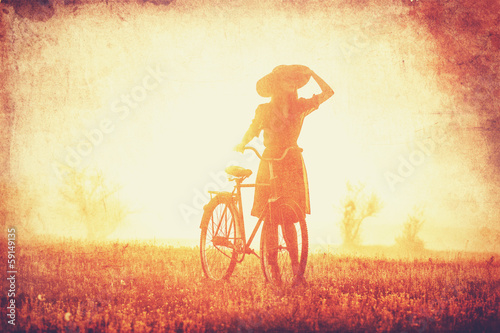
xmin=234 ymin=143 xmax=246 ymax=153
xmin=310 ymin=70 xmax=334 ymax=104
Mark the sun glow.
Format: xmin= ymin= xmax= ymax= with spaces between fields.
xmin=7 ymin=2 xmax=496 ymax=251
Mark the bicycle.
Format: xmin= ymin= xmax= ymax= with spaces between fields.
xmin=199 ymin=146 xmax=309 ymax=287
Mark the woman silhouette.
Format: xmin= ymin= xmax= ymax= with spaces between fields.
xmin=235 ymin=65 xmax=334 ymax=284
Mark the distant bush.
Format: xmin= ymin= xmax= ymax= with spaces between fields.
xmin=396 ymin=206 xmax=425 ymax=252
xmin=339 ymin=181 xmax=383 ymax=248
xmin=59 ymin=167 xmax=130 ymax=240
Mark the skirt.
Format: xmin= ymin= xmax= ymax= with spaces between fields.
xmin=251 ymin=147 xmax=310 ymax=218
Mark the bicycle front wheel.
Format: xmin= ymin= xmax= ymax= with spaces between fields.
xmin=260 ymin=198 xmax=308 ymax=287
xmin=200 ymin=194 xmax=242 ymax=281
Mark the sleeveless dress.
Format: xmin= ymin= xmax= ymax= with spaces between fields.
xmin=247 ymin=95 xmax=320 ymax=218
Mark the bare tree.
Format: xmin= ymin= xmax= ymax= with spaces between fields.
xmin=339 ymin=181 xmax=383 ymax=248
xmin=60 ymin=167 xmax=130 ymax=240
xmin=396 ymin=206 xmax=425 ymax=251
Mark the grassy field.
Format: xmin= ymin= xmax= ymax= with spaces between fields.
xmin=1 ymin=239 xmax=499 ymax=332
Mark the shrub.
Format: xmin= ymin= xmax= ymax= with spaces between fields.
xmin=396 ymin=206 xmax=425 ymax=252
xmin=339 ymin=181 xmax=383 ymax=248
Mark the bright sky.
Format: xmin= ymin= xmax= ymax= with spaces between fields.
xmin=8 ymin=2 xmax=495 ymax=250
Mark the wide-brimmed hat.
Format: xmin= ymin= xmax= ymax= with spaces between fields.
xmin=256 ymin=64 xmax=311 ymax=97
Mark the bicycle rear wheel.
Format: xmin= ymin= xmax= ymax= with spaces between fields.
xmin=200 ymin=194 xmax=242 ymax=280
xmin=260 ymin=198 xmax=308 ymax=287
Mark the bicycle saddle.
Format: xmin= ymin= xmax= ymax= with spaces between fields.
xmin=225 ymin=166 xmax=252 ymax=178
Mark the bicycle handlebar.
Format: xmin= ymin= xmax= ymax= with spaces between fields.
xmin=244 ymin=146 xmax=303 ymax=162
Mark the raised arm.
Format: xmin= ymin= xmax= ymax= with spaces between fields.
xmin=310 ymin=70 xmax=334 ymax=105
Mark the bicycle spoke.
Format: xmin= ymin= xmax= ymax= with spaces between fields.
xmin=213 ymin=244 xmax=235 ymax=260
xmin=201 ymin=199 xmax=239 ymax=281
xmin=213 ymin=204 xmax=229 ymax=238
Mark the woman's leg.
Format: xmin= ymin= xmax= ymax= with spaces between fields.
xmin=281 ymin=211 xmax=299 ymax=275
xmin=265 ymin=214 xmax=281 ymax=282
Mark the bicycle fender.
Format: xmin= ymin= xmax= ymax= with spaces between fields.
xmin=200 ymin=192 xmax=234 ymax=229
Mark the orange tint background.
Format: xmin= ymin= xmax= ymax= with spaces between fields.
xmin=1 ymin=0 xmax=498 ymax=251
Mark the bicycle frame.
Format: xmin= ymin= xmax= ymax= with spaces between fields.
xmin=209 ymin=146 xmax=303 ymax=261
